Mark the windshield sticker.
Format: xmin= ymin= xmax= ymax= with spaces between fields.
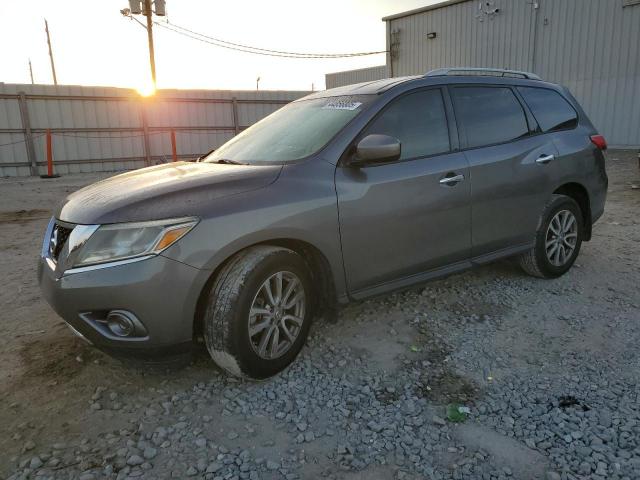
xmin=322 ymin=100 xmax=362 ymax=111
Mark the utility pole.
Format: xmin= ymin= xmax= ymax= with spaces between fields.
xmin=44 ymin=19 xmax=58 ymax=85
xmin=28 ymin=59 xmax=34 ymax=84
xmin=143 ymin=0 xmax=157 ymax=90
xmin=123 ymin=1 xmax=164 ymax=90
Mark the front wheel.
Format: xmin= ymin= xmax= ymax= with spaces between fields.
xmin=519 ymin=194 xmax=584 ymax=279
xmin=203 ymin=245 xmax=313 ymax=379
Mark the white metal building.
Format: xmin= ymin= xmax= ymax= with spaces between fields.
xmin=326 ymin=0 xmax=640 ymax=147
xmin=325 ymin=65 xmax=389 ymax=90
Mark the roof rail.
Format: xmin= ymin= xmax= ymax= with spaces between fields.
xmin=425 ymin=67 xmax=541 ymax=80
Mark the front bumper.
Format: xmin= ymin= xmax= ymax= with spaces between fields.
xmin=38 ymin=252 xmax=209 ymax=358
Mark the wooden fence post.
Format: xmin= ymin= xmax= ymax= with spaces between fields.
xmin=232 ymin=97 xmax=240 ymax=135
xmin=17 ymin=91 xmax=38 ymax=176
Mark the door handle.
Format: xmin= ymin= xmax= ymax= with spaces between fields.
xmin=439 ymin=173 xmax=465 ymax=186
xmin=536 ymin=154 xmax=555 ymax=164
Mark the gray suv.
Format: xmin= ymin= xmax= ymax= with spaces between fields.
xmin=39 ymin=68 xmax=608 ymax=379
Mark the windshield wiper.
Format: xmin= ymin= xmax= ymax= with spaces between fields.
xmin=195 ymin=148 xmax=216 ymax=162
xmin=215 ymin=158 xmax=246 ymax=165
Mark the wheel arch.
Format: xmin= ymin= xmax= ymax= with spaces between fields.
xmin=192 ymin=238 xmax=338 ymax=342
xmin=553 ymin=182 xmax=592 ymax=241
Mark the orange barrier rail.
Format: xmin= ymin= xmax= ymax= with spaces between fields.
xmin=41 ymin=129 xmax=59 ymax=178
xmin=46 ymin=129 xmax=53 ymax=176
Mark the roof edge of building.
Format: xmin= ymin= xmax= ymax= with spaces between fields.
xmin=325 ymin=65 xmax=387 ymax=77
xmin=382 ymin=0 xmax=472 ymax=21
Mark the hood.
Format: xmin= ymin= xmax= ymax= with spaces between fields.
xmin=56 ymin=161 xmax=282 ymax=224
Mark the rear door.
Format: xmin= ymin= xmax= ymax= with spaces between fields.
xmin=516 ymin=85 xmax=593 ymax=176
xmin=450 ymin=85 xmax=560 ymax=257
xmin=335 ymin=88 xmax=471 ymax=294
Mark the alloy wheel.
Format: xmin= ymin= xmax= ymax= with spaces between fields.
xmin=545 ymin=209 xmax=578 ymax=267
xmin=247 ymin=271 xmax=306 ymax=360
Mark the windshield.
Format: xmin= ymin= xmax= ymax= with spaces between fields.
xmin=203 ymin=95 xmax=373 ymax=164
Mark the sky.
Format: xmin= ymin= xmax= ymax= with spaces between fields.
xmin=0 ymin=0 xmax=437 ymax=93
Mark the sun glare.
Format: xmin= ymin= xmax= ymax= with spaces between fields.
xmin=136 ymin=83 xmax=156 ymax=97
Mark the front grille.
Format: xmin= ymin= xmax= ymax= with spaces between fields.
xmin=49 ymin=223 xmax=73 ymax=261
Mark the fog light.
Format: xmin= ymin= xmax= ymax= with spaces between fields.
xmin=106 ymin=310 xmax=136 ymax=337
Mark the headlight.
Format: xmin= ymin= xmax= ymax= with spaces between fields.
xmin=73 ymin=217 xmax=197 ymax=267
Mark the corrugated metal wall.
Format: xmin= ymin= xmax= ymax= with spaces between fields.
xmin=532 ymin=0 xmax=640 ymax=148
xmin=386 ymin=0 xmax=640 ymax=147
xmin=0 ymin=84 xmax=308 ymax=177
xmin=388 ymin=0 xmax=536 ymax=74
xmin=325 ymin=66 xmax=388 ymax=89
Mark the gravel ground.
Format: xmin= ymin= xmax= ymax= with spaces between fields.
xmin=0 ymin=151 xmax=638 ymax=480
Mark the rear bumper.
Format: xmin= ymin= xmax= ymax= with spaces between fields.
xmin=591 ymin=166 xmax=607 ymax=226
xmin=38 ymin=253 xmax=210 ymax=357
xmin=592 ymin=201 xmax=605 ymax=225
xmin=592 ymin=150 xmax=608 ymax=225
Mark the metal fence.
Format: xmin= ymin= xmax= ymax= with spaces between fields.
xmin=0 ymin=84 xmax=309 ymax=177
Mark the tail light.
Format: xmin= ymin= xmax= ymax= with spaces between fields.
xmin=590 ymin=134 xmax=607 ymax=151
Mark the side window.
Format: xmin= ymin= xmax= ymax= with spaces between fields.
xmin=364 ymin=89 xmax=450 ymax=160
xmin=451 ymin=87 xmax=529 ymax=148
xmin=517 ymin=87 xmax=578 ymax=133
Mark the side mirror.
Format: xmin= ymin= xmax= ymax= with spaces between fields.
xmin=349 ymin=134 xmax=401 ymax=167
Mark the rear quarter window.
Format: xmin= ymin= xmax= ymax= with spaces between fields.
xmin=517 ymin=87 xmax=578 ymax=133
xmin=451 ymin=86 xmax=529 ymax=149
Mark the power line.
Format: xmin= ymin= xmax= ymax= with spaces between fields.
xmin=153 ymin=21 xmax=388 ymax=58
xmin=0 ymin=134 xmax=44 ymax=148
xmin=51 ymin=131 xmax=151 ymax=139
xmin=130 ymin=16 xmax=148 ymax=31
xmin=158 ymin=21 xmax=388 ymax=58
xmin=162 ymin=21 xmax=388 ymax=57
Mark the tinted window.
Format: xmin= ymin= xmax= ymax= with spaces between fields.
xmin=451 ymin=87 xmax=529 ymax=148
xmin=518 ymin=87 xmax=578 ymax=132
xmin=364 ymin=89 xmax=450 ymax=160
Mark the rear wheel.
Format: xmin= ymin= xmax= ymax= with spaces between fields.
xmin=519 ymin=194 xmax=584 ymax=278
xmin=203 ymin=245 xmax=313 ymax=379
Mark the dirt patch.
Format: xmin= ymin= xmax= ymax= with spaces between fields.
xmin=456 ymin=299 xmax=511 ymax=323
xmin=0 ymin=209 xmax=50 ymax=224
xmin=418 ymin=369 xmax=479 ymax=404
xmin=326 ymin=304 xmax=418 ymax=373
xmin=17 ymin=334 xmax=101 ymax=382
xmin=412 ymin=329 xmax=480 ymax=404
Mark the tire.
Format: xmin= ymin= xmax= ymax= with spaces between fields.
xmin=519 ymin=194 xmax=584 ymax=279
xmin=203 ymin=245 xmax=314 ymax=379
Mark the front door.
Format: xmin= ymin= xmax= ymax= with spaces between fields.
xmin=335 ymin=88 xmax=472 ymax=294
